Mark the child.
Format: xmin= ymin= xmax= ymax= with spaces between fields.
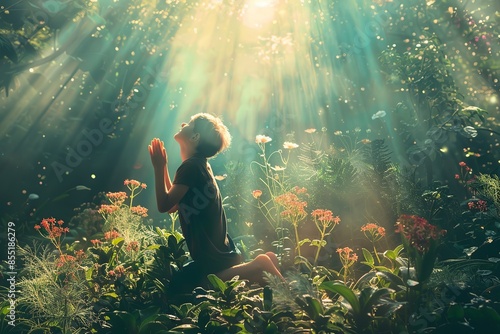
xmin=149 ymin=113 xmax=283 ymax=292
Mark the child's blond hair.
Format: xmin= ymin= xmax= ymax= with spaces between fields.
xmin=191 ymin=113 xmax=231 ymax=158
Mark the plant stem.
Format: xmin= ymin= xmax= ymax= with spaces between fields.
xmin=294 ymin=224 xmax=301 ymax=257
xmin=373 ymin=244 xmax=381 ymax=264
xmin=314 ymin=225 xmax=327 ymax=266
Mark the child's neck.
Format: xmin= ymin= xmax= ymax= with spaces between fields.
xmin=180 ymin=146 xmax=199 ymax=162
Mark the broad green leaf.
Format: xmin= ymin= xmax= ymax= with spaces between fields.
xmin=85 ymin=266 xmax=93 ymax=281
xmin=362 ymin=248 xmax=374 ymax=265
xmin=207 ymin=274 xmax=226 ymax=293
xmin=383 ymin=250 xmax=396 ymax=260
xmin=112 ymin=237 xmax=125 ymax=246
xmin=447 ymin=304 xmax=464 ymax=322
xmin=319 ymin=281 xmax=360 ymax=314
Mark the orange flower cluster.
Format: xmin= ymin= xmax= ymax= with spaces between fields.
xmin=126 ymin=241 xmax=140 ymax=252
xmin=395 ymin=215 xmax=446 ymax=253
xmin=130 ymin=205 xmax=148 ymax=217
xmin=108 ymin=265 xmax=126 ymax=279
xmin=98 ymin=204 xmax=119 ymax=215
xmin=106 ymin=191 xmax=128 ymax=205
xmin=337 ymin=247 xmax=358 ymax=264
xmin=124 ymin=179 xmax=147 ymax=189
xmin=56 ymin=254 xmax=77 ymax=268
xmin=275 ymin=192 xmax=307 ymax=225
xmin=292 ymin=186 xmax=307 ymax=195
xmin=311 ymin=209 xmax=341 ymax=225
xmin=91 ymin=239 xmax=103 ymax=247
xmin=34 ymin=218 xmax=69 ymax=239
xmin=361 ymin=223 xmax=386 ymax=242
xmin=104 ymin=230 xmax=121 ymax=241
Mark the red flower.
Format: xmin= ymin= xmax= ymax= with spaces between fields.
xmin=395 ymin=215 xmax=446 ymax=253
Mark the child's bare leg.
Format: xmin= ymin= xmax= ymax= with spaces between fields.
xmin=216 ymin=254 xmax=284 ymax=285
xmin=265 ymin=251 xmax=280 ymax=269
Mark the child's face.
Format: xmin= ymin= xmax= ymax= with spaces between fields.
xmin=174 ymin=120 xmax=198 ymax=147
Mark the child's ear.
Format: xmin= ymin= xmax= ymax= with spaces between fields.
xmin=191 ymin=132 xmax=200 ymax=142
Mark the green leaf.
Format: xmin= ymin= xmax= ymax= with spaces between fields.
xmin=263 ymin=286 xmax=273 ymax=311
xmin=207 ymin=274 xmax=226 ymax=293
xmin=264 ymin=321 xmax=279 ymax=334
xmin=319 ymin=281 xmax=360 ymax=314
xmin=305 ymin=296 xmax=324 ymax=319
xmin=361 ymin=287 xmax=392 ymax=311
xmin=112 ymin=237 xmax=125 ymax=246
xmin=362 ymin=248 xmax=374 ymax=265
xmin=299 ymin=238 xmax=311 ymax=246
xmin=85 ymin=266 xmax=94 ymax=281
xmin=310 ymin=239 xmax=327 ymax=247
xmin=383 ymin=250 xmax=396 ymax=260
xmin=447 ymin=304 xmax=464 ymax=322
xmin=0 ymin=35 xmax=18 ymax=63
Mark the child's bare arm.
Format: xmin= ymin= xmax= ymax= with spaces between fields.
xmin=149 ymin=138 xmax=187 ymax=213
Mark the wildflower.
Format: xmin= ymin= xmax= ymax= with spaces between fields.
xmin=126 ymin=241 xmax=140 ymax=252
xmin=124 ymin=179 xmax=147 ymax=191
xmin=459 ymin=161 xmax=466 ymax=167
xmin=305 ymin=128 xmax=316 ymax=134
xmin=106 ymin=191 xmax=128 ymax=205
xmin=104 ymin=230 xmax=121 ymax=241
xmin=252 ymin=190 xmax=263 ymax=199
xmin=334 ymin=130 xmax=343 ymax=136
xmin=292 ymin=186 xmax=308 ymax=195
xmin=108 ymin=270 xmax=116 ymax=277
xmin=361 ymin=223 xmax=386 ymax=242
xmin=337 ymin=247 xmax=358 ymax=282
xmin=56 ymin=254 xmax=77 ymax=268
xmin=114 ymin=265 xmax=126 ymax=278
xmin=255 ymin=135 xmax=272 ymax=144
xmin=455 ymin=174 xmax=460 ymax=179
xmin=395 ymin=215 xmax=446 ymax=253
xmin=131 ymin=205 xmax=148 ymax=217
xmin=283 ymin=141 xmax=299 ymax=149
xmin=311 ymin=209 xmax=340 ymax=226
xmin=360 ymin=138 xmax=371 ymax=144
xmin=98 ymin=204 xmax=120 ymax=215
xmin=337 ymin=247 xmax=358 ymax=263
xmin=75 ymin=249 xmax=86 ymax=260
xmin=91 ymin=239 xmax=103 ymax=247
xmin=271 ymin=165 xmax=286 ymax=171
xmin=35 ymin=218 xmax=70 ymax=239
xmin=275 ymin=192 xmax=307 ymax=225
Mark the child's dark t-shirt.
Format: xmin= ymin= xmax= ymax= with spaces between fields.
xmin=173 ymin=155 xmax=241 ymax=273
